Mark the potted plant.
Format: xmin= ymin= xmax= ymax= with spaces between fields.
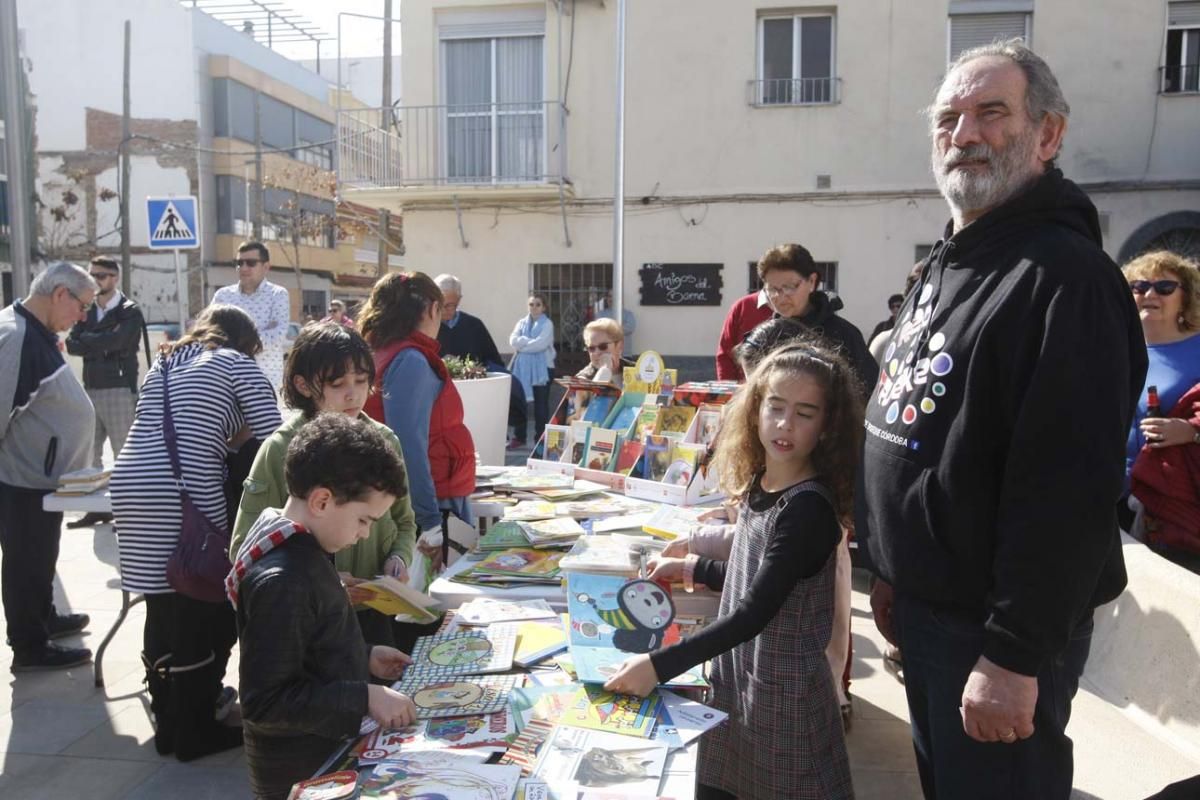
xmin=445 ymin=356 xmax=512 ymax=466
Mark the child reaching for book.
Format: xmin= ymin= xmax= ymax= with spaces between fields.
xmin=604 ymin=342 xmax=862 ymax=799
xmin=231 ymin=323 xmax=421 ymax=650
xmin=228 ymin=414 xmax=418 ymax=800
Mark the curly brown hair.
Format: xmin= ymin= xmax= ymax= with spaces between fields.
xmin=358 ymin=271 xmax=444 ymax=348
xmin=713 ymin=340 xmax=863 ymax=520
xmin=168 ymin=304 xmax=262 ymax=358
xmin=1122 ymin=250 xmax=1200 ymax=332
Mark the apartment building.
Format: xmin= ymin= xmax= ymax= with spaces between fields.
xmin=15 ymin=0 xmax=380 ymax=324
xmin=340 ymin=0 xmax=1200 ymax=373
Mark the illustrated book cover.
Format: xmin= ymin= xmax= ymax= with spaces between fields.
xmin=391 ymin=673 xmax=521 ymax=719
xmin=405 ymin=627 xmax=517 ymax=678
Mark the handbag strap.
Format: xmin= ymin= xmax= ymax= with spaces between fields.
xmin=158 ymin=355 xmax=188 ymax=493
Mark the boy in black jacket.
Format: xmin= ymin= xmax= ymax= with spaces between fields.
xmin=228 ymin=414 xmax=417 ymax=800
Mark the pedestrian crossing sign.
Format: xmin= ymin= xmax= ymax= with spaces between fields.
xmin=146 ymin=196 xmax=199 ymax=250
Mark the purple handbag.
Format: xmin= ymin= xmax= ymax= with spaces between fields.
xmin=160 ymin=357 xmax=233 ymax=603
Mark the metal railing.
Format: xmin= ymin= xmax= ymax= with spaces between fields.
xmin=747 ymin=77 xmax=841 ymax=106
xmin=1160 ymin=64 xmax=1200 ymax=94
xmin=338 ymin=101 xmax=568 ymax=190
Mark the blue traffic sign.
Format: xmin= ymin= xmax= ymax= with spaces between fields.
xmin=147 ymin=196 xmax=199 ymax=250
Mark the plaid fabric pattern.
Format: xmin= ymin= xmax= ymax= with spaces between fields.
xmin=699 ymin=481 xmax=854 ymax=799
xmin=87 ymin=386 xmax=136 ymax=468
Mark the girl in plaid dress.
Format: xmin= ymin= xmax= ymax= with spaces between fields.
xmin=606 ymin=340 xmax=861 ymax=799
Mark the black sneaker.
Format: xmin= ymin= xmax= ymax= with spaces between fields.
xmin=48 ymin=612 xmax=90 ymax=640
xmin=11 ymin=642 xmax=93 ymax=673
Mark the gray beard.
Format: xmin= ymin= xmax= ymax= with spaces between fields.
xmin=932 ymin=127 xmax=1041 ymax=223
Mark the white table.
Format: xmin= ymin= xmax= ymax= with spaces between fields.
xmin=43 ymin=489 xmax=135 ymax=688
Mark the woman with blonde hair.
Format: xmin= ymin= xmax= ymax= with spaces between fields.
xmin=1123 ymin=251 xmax=1200 ymax=556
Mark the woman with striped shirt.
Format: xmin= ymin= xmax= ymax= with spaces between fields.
xmin=112 ymin=305 xmax=281 ymax=761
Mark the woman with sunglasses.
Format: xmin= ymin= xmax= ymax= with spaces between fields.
xmin=1122 ymin=251 xmax=1200 ymax=554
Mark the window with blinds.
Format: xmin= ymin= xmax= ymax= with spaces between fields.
xmin=1164 ymin=1 xmax=1200 ymax=93
xmin=441 ymin=33 xmax=545 ymax=182
xmin=948 ymin=12 xmax=1030 ymax=61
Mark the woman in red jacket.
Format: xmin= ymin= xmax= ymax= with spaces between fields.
xmin=359 ymin=272 xmax=476 ymax=587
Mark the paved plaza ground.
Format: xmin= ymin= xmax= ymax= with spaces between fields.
xmin=1 ymin=496 xmax=1197 ymax=798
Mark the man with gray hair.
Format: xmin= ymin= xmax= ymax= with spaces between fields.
xmin=0 ymin=262 xmax=98 ymax=672
xmin=856 ymin=41 xmax=1146 ymax=797
xmin=433 ymin=273 xmax=531 ymax=448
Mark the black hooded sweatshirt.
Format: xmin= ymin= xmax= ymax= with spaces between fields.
xmin=855 ymin=169 xmax=1148 ymax=676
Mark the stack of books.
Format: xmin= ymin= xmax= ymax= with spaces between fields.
xmin=450 ymin=547 xmax=566 ymax=588
xmin=54 ymin=467 xmax=111 ymax=496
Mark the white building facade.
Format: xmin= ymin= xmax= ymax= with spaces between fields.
xmin=341 ymin=0 xmax=1200 ymax=375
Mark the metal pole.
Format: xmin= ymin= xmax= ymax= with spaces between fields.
xmin=610 ymin=0 xmax=626 ymax=324
xmin=377 ymin=208 xmax=390 ymax=277
xmin=382 ymin=0 xmax=393 ymax=131
xmin=120 ymin=20 xmax=132 ymax=296
xmin=173 ymin=249 xmax=185 ymax=329
xmin=1 ymin=0 xmax=33 ymax=298
xmin=253 ymin=91 xmax=263 ymax=239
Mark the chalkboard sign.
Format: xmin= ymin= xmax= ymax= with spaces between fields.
xmin=638 ymin=263 xmax=723 ymax=306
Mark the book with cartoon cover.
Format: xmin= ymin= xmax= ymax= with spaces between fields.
xmin=663 ymin=442 xmax=706 ymax=487
xmin=354 ymin=576 xmax=442 ymax=624
xmin=569 ymin=421 xmax=593 ymax=465
xmin=405 ymin=627 xmax=517 ymax=678
xmin=541 ymin=424 xmax=570 ymax=462
xmin=356 ymin=713 xmax=517 ymax=763
xmin=560 ymin=685 xmax=663 ymax=739
xmin=631 ymin=407 xmax=659 ymax=443
xmin=455 ymin=597 xmax=556 ymax=626
xmin=695 ymin=404 xmax=723 ymax=447
xmin=391 ymin=673 xmax=521 ymax=719
xmin=286 ymin=771 xmax=358 ymax=800
xmin=473 ymin=548 xmax=566 ymax=578
xmin=614 ymin=439 xmax=645 ymax=477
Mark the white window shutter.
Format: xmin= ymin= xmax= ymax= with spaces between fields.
xmin=949 ymin=12 xmax=1029 ymax=60
xmin=1168 ymin=1 xmax=1200 ymax=27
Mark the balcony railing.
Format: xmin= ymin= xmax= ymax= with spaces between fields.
xmin=1160 ymin=64 xmax=1200 ymax=94
xmin=337 ymin=101 xmax=568 ymax=190
xmin=748 ymin=77 xmax=841 ymax=107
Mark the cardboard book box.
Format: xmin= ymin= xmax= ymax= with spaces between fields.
xmin=625 ymin=404 xmax=724 ymax=507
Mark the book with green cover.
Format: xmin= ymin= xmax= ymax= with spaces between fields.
xmin=476 ymin=520 xmax=532 ymax=551
xmin=631 ymin=406 xmax=659 ymax=442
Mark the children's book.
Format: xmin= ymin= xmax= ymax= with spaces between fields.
xmin=392 ymin=673 xmax=521 ymax=719
xmin=581 ymin=427 xmax=620 ymax=472
xmin=531 ymin=726 xmax=669 ymax=798
xmin=581 ymin=394 xmax=615 ymax=425
xmin=521 ymin=518 xmax=585 ymax=548
xmin=655 ymin=405 xmax=696 ymax=436
xmin=405 ymin=627 xmax=517 ymax=677
xmin=504 ymin=501 xmax=559 ymax=521
xmin=354 ymin=576 xmax=442 ymax=624
xmin=614 ymin=439 xmax=645 ymax=477
xmin=560 ymin=685 xmax=663 ymax=739
xmin=631 ymin=406 xmax=659 ymax=442
xmin=541 ymin=424 xmax=571 ymax=462
xmin=475 ymin=520 xmax=532 ymax=552
xmin=532 ymin=480 xmax=610 ymax=501
xmin=513 ymin=618 xmax=570 ymax=667
xmin=566 ymin=573 xmax=676 ymax=684
xmin=607 ymin=403 xmax=640 ymax=434
xmin=357 ymin=715 xmax=514 ymax=763
xmin=569 ymin=421 xmax=593 ymax=465
xmin=642 ymin=434 xmax=673 ymax=482
xmin=359 ymin=753 xmax=522 ymax=800
xmin=498 ymin=472 xmax=576 ymax=491
xmin=590 ymin=513 xmax=655 ymax=534
xmin=473 ymin=548 xmax=566 ymax=578
xmin=640 ymin=504 xmax=709 ymax=541
xmin=287 ymin=771 xmax=358 ymax=800
xmin=500 ymin=717 xmax=558 ymax=776
xmin=651 ymin=704 xmax=685 ymax=751
xmin=663 ymin=442 xmax=706 ymax=487
xmin=517 ymin=778 xmax=550 ymax=800
xmin=554 ymin=495 xmax=652 ymax=520
xmin=508 ymin=683 xmax=579 ymax=731
xmin=455 ymin=598 xmax=557 ymax=626
xmin=558 ymin=535 xmax=640 ymax=576
xmin=695 ymin=404 xmax=723 ymax=447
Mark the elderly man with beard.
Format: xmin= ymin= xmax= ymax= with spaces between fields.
xmin=855 ymin=41 xmax=1146 ymax=799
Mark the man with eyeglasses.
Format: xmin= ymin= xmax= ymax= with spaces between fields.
xmin=0 ymin=262 xmax=99 ymax=671
xmin=64 ymin=257 xmax=150 ymax=529
xmin=856 ymin=42 xmax=1146 ymax=798
xmin=211 ymin=241 xmax=291 ymax=391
